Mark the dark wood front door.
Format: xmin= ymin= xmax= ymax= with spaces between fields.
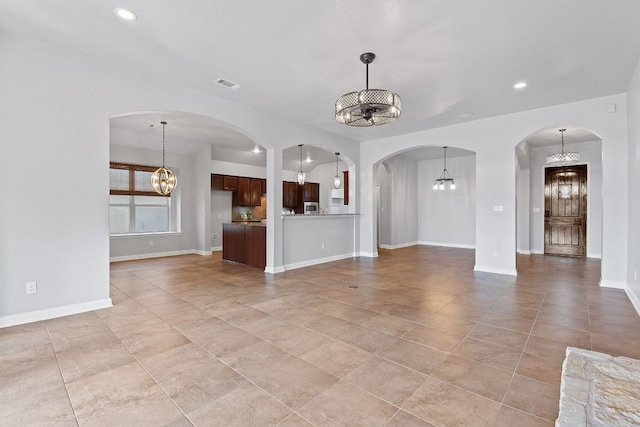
xmin=544 ymin=164 xmax=587 ymax=257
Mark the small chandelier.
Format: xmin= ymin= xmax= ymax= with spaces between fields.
xmin=433 ymin=146 xmax=455 ymax=190
xmin=333 ymin=152 xmax=341 ymax=189
xmin=296 ymin=144 xmax=306 ymax=186
xmin=151 ymin=121 xmax=177 ymax=196
xmin=335 ymin=52 xmax=401 ymax=127
xmin=546 ymin=128 xmax=580 ymax=164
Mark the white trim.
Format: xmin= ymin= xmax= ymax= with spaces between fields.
xmin=378 ymin=241 xmax=419 ymax=250
xmin=110 ymin=231 xmax=181 ymax=238
xmin=0 ymin=298 xmax=113 ymax=328
xmin=474 ymin=265 xmax=518 ymax=276
xmin=599 ymin=279 xmax=625 ymax=289
xmin=265 ymin=265 xmax=285 ymax=274
xmin=587 ymin=252 xmax=602 ymax=259
xmin=358 ymin=251 xmax=379 ymax=258
xmin=598 ymin=280 xmax=640 ymax=317
xmin=530 ymin=249 xmax=544 ymax=254
xmin=283 ymin=253 xmax=356 ymax=271
xmin=517 ymin=249 xmax=531 ymax=255
xmin=111 ymin=249 xmax=204 ymax=262
xmin=420 ymin=241 xmax=476 ymax=250
xmin=211 ymin=246 xmax=223 ymax=252
xmin=624 ymin=287 xmax=640 ymax=317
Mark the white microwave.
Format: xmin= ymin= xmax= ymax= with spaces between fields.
xmin=303 ymin=202 xmax=319 ymax=214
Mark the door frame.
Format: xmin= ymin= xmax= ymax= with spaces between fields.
xmin=540 ymin=161 xmax=592 ymax=257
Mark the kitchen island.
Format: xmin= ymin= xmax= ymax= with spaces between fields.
xmin=222 ymin=222 xmax=266 ymax=269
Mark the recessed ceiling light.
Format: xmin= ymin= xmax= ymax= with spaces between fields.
xmin=114 ymin=8 xmax=138 ymax=21
xmin=305 ymin=157 xmax=312 ymax=163
xmin=252 ymin=147 xmax=260 ymax=153
xmin=513 ymin=81 xmax=528 ymax=90
xmin=459 ymin=112 xmax=474 ymax=118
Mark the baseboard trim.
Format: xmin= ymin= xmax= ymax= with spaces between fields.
xmin=211 ymin=246 xmax=222 ymax=252
xmin=284 ymin=253 xmax=356 ymax=271
xmin=624 ymin=287 xmax=640 ymax=317
xmin=517 ymin=249 xmax=531 ymax=255
xmin=420 ymin=242 xmax=476 ymax=249
xmin=599 ymin=279 xmax=625 ymax=289
xmin=0 ymin=298 xmax=113 ymax=328
xmin=378 ymin=241 xmax=419 ymax=250
xmin=265 ymin=265 xmax=285 ymax=274
xmin=359 ymin=251 xmax=379 ymax=258
xmin=530 ymin=250 xmax=544 ymax=255
xmin=111 ymin=249 xmax=207 ymax=262
xmin=599 ymin=280 xmax=640 ymax=317
xmin=587 ymin=253 xmax=602 ymax=259
xmin=473 ymin=265 xmax=518 ymax=276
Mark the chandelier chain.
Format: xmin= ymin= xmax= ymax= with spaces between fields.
xmin=161 ymin=121 xmax=167 ymax=168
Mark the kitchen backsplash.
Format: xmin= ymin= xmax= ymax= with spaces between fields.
xmin=232 ymin=195 xmax=267 ymax=220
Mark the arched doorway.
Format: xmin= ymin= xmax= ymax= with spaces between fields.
xmin=515 ymin=126 xmax=603 ymax=262
xmin=373 ymin=146 xmax=477 ymax=254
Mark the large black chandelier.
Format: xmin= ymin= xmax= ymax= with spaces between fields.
xmin=335 ymin=53 xmax=401 ymax=127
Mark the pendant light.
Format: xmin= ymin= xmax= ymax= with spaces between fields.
xmin=151 ymin=121 xmax=177 ymax=196
xmin=335 ymin=52 xmax=401 ymax=127
xmin=333 ymin=152 xmax=341 ymax=189
xmin=433 ymin=146 xmax=455 ymax=190
xmin=546 ymin=128 xmax=580 ymax=164
xmin=296 ymin=144 xmax=306 ymax=186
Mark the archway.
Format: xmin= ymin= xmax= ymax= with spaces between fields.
xmin=109 ymin=110 xmax=263 ymax=261
xmin=515 ymin=125 xmax=603 ymax=266
xmin=372 ymin=146 xmax=477 ymax=256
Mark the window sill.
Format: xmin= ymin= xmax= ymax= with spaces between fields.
xmin=110 ymin=231 xmax=181 ymax=238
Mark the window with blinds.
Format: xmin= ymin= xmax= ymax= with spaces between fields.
xmin=109 ymin=162 xmax=175 ymax=234
xmin=109 ymin=162 xmax=166 ymax=196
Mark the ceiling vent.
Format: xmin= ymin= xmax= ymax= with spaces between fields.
xmin=214 ymin=78 xmax=241 ymax=90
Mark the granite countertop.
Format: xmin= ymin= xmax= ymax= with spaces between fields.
xmin=225 ymin=221 xmax=266 ymax=226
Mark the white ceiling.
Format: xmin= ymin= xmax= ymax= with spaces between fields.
xmin=5 ymin=1 xmax=639 ymax=162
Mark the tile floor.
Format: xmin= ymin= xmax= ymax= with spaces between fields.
xmin=2 ymin=246 xmax=640 ymax=426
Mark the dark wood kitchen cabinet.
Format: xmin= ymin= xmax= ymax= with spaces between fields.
xmin=211 ymin=174 xmax=224 ymax=190
xmin=250 ymin=178 xmax=262 ymax=206
xmin=303 ymin=182 xmax=319 ymax=203
xmin=236 ymin=177 xmax=251 ymax=205
xmin=343 ymin=171 xmax=349 ymax=205
xmin=211 ymin=174 xmax=238 ymax=191
xmin=283 ymin=181 xmax=298 ymax=208
xmin=222 ymin=223 xmax=245 ymax=264
xmin=222 ymin=223 xmax=266 ymax=269
xmin=244 ymin=225 xmax=266 ymax=269
xmin=224 ymin=176 xmax=238 ymax=191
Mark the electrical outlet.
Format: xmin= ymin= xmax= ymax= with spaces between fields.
xmin=321 ymin=243 xmax=325 ymax=250
xmin=149 ymin=240 xmax=154 ymax=246
xmin=492 ymin=250 xmax=498 ymax=257
xmin=26 ymin=281 xmax=37 ymax=294
xmin=213 ymin=233 xmax=218 ymax=239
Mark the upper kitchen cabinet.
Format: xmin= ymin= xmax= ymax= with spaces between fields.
xmin=250 ymin=178 xmax=262 ymax=206
xmin=236 ymin=177 xmax=262 ymax=206
xmin=283 ymin=181 xmax=298 ymax=208
xmin=237 ymin=177 xmax=250 ymax=206
xmin=211 ymin=174 xmax=238 ymax=191
xmin=302 ymin=182 xmax=319 ymax=203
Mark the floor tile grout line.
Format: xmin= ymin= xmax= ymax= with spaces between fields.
xmin=44 ymin=322 xmax=82 ymax=426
